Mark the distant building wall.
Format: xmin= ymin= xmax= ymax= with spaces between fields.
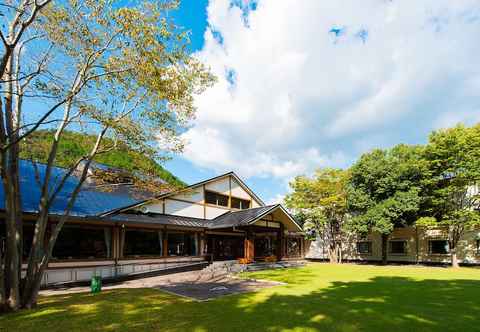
xmin=307 ymin=226 xmax=480 ymax=265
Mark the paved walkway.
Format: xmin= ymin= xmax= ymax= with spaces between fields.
xmin=40 ymin=270 xmax=283 ymax=300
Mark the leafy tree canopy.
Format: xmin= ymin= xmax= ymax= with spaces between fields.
xmin=419 ymin=124 xmax=480 ymax=267
xmin=423 ymin=123 xmax=480 ymax=220
xmin=285 ymin=168 xmax=349 ymax=262
xmin=347 ymin=144 xmax=427 ymax=235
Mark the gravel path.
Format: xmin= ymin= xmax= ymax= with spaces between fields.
xmin=40 ymin=270 xmax=283 ymax=300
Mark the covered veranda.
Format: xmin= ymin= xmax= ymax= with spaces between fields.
xmin=205 ymin=204 xmax=306 ymax=262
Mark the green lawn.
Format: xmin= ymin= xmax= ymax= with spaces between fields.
xmin=1 ymin=264 xmax=480 ymax=332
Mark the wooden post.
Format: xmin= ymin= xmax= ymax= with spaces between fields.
xmin=244 ymin=228 xmax=254 ymax=262
xmin=163 ymin=227 xmax=168 ymax=257
xmin=200 ymin=231 xmax=206 ymax=256
xmin=277 ymin=224 xmax=285 ymax=260
xmin=212 ymin=237 xmax=216 ymax=261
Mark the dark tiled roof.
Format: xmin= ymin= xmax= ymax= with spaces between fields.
xmin=208 ymin=205 xmax=279 ymax=229
xmin=110 ymin=213 xmax=208 ymax=228
xmin=0 ymin=160 xmax=162 ymax=217
xmin=107 ymin=205 xmax=281 ymax=230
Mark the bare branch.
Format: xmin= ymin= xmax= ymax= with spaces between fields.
xmin=1 ymin=98 xmax=67 ymax=150
xmin=42 ymin=126 xmax=109 ymax=260
xmin=0 ymin=30 xmax=8 ymax=48
xmin=46 ymin=156 xmax=86 ymax=205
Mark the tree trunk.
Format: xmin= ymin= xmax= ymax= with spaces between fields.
xmin=451 ymin=249 xmax=459 ymax=268
xmin=381 ymin=234 xmax=388 ymax=265
xmin=338 ymin=243 xmax=343 ymax=264
xmin=328 ymin=246 xmax=338 ymax=263
xmin=2 ymin=176 xmax=21 ymax=311
xmin=21 ymin=129 xmax=106 ymax=308
xmin=1 ymin=54 xmax=22 ymax=312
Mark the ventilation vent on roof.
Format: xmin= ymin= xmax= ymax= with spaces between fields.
xmin=140 ymin=206 xmax=150 ymax=214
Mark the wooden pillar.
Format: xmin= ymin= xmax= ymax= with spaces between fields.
xmin=277 ymin=224 xmax=285 ymax=260
xmin=200 ymin=231 xmax=206 ymax=256
xmin=212 ymin=237 xmax=216 ymax=260
xmin=244 ymin=228 xmax=254 ymax=262
xmin=163 ymin=227 xmax=168 ymax=257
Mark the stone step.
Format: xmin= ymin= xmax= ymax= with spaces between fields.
xmin=201 ymin=260 xmax=307 ymax=274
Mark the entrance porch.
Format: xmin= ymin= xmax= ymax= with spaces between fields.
xmin=205 ymin=204 xmax=306 ymax=262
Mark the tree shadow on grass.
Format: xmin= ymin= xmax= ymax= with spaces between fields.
xmin=1 ymin=276 xmax=479 ymax=332
xmin=200 ymin=276 xmax=480 ymax=332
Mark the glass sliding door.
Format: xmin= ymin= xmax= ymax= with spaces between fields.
xmin=52 ymin=224 xmax=113 ymax=260
xmin=167 ymin=232 xmax=197 ymax=256
xmin=123 ymin=228 xmax=162 ymax=258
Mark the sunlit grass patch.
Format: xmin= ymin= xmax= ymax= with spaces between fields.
xmin=1 ymin=264 xmax=479 ymax=332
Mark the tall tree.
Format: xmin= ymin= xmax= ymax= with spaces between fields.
xmin=419 ymin=124 xmax=480 ymax=268
xmin=0 ymin=0 xmax=53 ymax=311
xmin=0 ymin=0 xmax=214 ymax=311
xmin=347 ymin=145 xmax=426 ymax=264
xmin=285 ymin=168 xmax=349 ymax=263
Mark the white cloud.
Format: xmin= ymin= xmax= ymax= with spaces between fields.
xmin=266 ymin=193 xmax=285 ymax=206
xmin=433 ymin=110 xmax=480 ymax=129
xmin=180 ymin=0 xmax=480 ymax=180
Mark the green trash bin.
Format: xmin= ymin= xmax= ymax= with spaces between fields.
xmin=91 ymin=275 xmax=102 ymax=294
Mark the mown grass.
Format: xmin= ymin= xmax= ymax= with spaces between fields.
xmin=1 ymin=263 xmax=480 ymax=332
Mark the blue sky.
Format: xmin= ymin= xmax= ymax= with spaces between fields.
xmin=164 ymin=0 xmax=480 ymax=204
xmin=166 ymin=0 xmax=284 ymax=202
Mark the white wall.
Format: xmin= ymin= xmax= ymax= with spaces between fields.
xmin=206 ymin=206 xmax=229 ymax=219
xmin=165 ymin=199 xmax=204 ymax=218
xmin=142 ymin=201 xmax=163 ymax=213
xmin=39 ymin=258 xmax=205 ymax=286
xmin=205 ymin=177 xmax=230 ymax=194
xmin=172 ymin=188 xmax=204 ymax=203
xmin=135 ymin=174 xmax=264 ymax=219
xmin=231 ymin=178 xmax=250 ymax=199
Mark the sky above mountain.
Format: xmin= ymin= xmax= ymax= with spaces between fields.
xmin=165 ymin=0 xmax=480 ymax=204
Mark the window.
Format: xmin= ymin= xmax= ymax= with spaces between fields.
xmin=389 ymin=240 xmax=407 ymax=255
xmin=205 ymin=190 xmax=229 ymax=207
xmin=123 ymin=229 xmax=162 ymax=257
xmin=52 ymin=225 xmax=112 ymax=260
xmin=357 ymin=241 xmax=372 ymax=255
xmin=0 ymin=223 xmax=34 ymax=260
xmin=255 ymin=236 xmax=278 ymax=258
xmin=429 ymin=239 xmax=449 ymax=255
xmin=231 ymin=197 xmax=251 ymax=209
xmin=167 ymin=232 xmax=197 ymax=256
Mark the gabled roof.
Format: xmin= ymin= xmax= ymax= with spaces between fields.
xmin=209 ymin=204 xmax=303 ymax=231
xmin=208 ymin=205 xmax=277 ymax=229
xmin=99 ymin=171 xmax=265 ymax=217
xmin=102 ymin=204 xmax=302 ymax=232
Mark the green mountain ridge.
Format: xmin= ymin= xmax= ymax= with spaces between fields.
xmin=21 ymin=130 xmax=186 ymax=188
